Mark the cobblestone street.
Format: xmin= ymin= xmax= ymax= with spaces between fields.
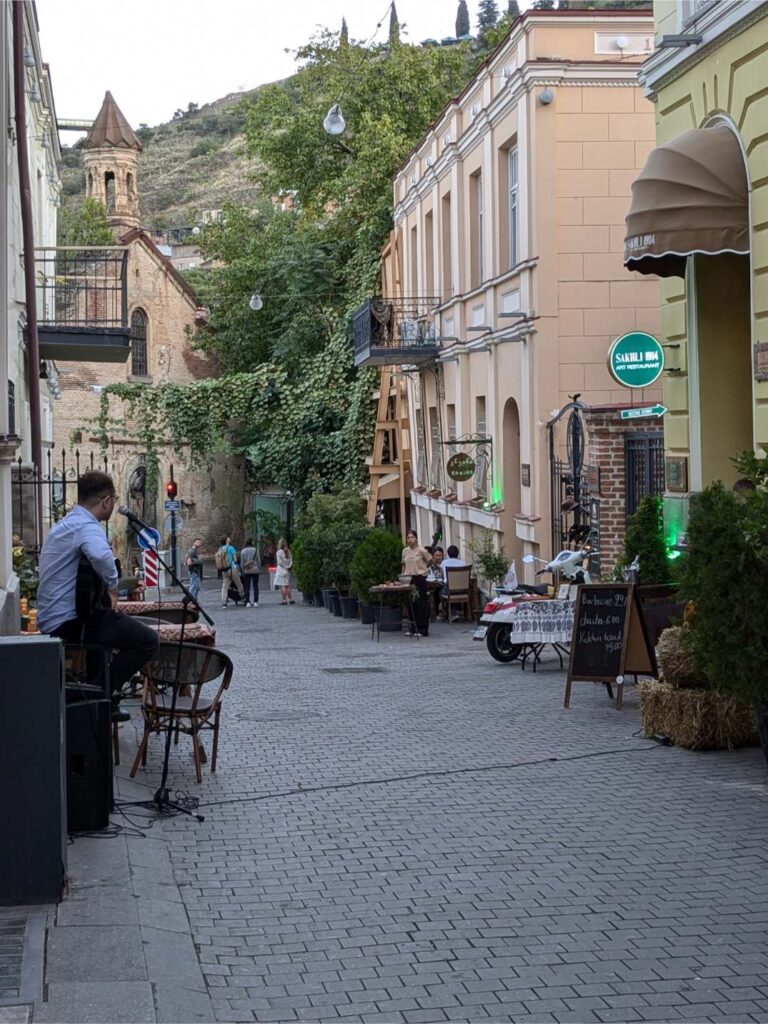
xmin=35 ymin=579 xmax=768 ymax=1023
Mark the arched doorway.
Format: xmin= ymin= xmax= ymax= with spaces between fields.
xmin=501 ymin=397 xmax=522 ymax=565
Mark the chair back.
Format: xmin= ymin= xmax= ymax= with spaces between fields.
xmin=143 ymin=642 xmax=232 ymax=714
xmin=445 ymin=565 xmax=472 ymax=595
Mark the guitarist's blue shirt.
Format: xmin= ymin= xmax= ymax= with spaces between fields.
xmin=37 ymin=504 xmax=118 ymax=633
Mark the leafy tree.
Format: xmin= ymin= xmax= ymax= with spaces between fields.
xmin=477 ymin=0 xmax=500 ymax=33
xmin=455 ymin=0 xmax=471 ymax=37
xmin=532 ymin=0 xmax=556 ymax=8
xmin=57 ymin=197 xmax=114 ymax=245
xmin=349 ymin=528 xmax=403 ymax=602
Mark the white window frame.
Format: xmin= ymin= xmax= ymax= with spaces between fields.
xmin=508 ymin=147 xmax=518 ymax=270
xmin=476 ymin=172 xmax=484 ymax=284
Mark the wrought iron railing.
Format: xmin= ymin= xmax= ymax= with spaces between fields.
xmin=34 ymin=247 xmax=129 ymax=329
xmin=12 ymin=448 xmax=112 ymax=554
xmin=352 ymin=296 xmax=440 ymax=358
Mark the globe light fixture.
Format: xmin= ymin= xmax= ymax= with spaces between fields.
xmin=249 ymin=292 xmax=263 ymax=312
xmin=323 ymin=103 xmax=346 ymax=137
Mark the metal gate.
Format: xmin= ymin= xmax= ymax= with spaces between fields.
xmin=12 ymin=448 xmax=111 ymax=554
xmin=548 ymin=398 xmax=600 ymax=574
xmin=625 ymin=432 xmax=665 ymax=518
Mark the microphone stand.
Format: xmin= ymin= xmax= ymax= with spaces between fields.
xmin=121 ymin=514 xmax=213 ymax=822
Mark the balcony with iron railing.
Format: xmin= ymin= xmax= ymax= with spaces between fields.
xmin=34 ymin=247 xmax=131 ymax=362
xmin=351 ymin=296 xmax=440 ymax=367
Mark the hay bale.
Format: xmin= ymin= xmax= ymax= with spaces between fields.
xmin=638 ymin=679 xmax=759 ymax=751
xmin=656 ymin=626 xmax=707 ymax=689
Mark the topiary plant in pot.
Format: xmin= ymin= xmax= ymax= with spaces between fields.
xmin=350 ymin=528 xmax=404 ymax=625
xmin=292 ymin=529 xmax=324 ymax=600
xmin=615 ymin=494 xmax=671 ymax=586
xmin=676 ymin=469 xmax=768 ymax=762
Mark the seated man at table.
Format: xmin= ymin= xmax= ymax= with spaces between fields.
xmin=37 ymin=470 xmax=159 ymax=716
xmin=438 ymin=545 xmax=467 ymax=617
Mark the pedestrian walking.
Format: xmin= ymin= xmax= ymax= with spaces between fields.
xmin=274 ymin=537 xmax=294 ymax=605
xmin=186 ymin=536 xmax=204 ymax=601
xmin=240 ymin=536 xmax=261 ymax=607
xmin=216 ymin=535 xmax=244 ymax=607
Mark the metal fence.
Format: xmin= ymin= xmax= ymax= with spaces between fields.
xmin=351 ymin=296 xmax=440 ymax=360
xmin=34 ymin=247 xmax=128 ymax=329
xmin=12 ymin=449 xmax=111 ymax=554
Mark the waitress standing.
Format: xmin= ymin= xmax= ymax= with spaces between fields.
xmin=402 ymin=529 xmax=432 ymax=637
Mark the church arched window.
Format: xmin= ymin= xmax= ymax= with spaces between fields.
xmin=104 ymin=171 xmax=115 ymax=211
xmin=130 ymin=308 xmax=148 ymax=378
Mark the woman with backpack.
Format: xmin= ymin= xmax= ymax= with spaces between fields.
xmin=274 ymin=537 xmax=294 ymax=605
xmin=216 ymin=535 xmax=244 ymax=607
xmin=239 ymin=537 xmax=261 ymax=608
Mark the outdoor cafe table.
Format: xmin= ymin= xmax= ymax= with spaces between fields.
xmin=476 ymin=597 xmax=575 ymax=671
xmin=368 ymin=583 xmax=420 ymax=641
xmin=131 ymin=617 xmax=216 ymax=647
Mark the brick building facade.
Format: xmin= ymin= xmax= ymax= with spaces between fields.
xmin=52 ymin=94 xmax=243 ymax=566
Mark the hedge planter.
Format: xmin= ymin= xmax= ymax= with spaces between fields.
xmin=313 ymin=589 xmax=324 ymax=608
xmin=639 ymin=680 xmax=759 ymax=751
xmin=339 ymin=595 xmax=359 ymax=619
xmin=328 ymin=592 xmax=343 ymax=617
xmin=322 ymin=587 xmax=339 ymax=614
xmin=374 ymin=604 xmax=401 ymax=632
xmin=359 ymin=602 xmax=375 ymax=625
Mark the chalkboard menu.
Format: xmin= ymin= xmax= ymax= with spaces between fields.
xmin=564 ymin=584 xmax=656 ymax=708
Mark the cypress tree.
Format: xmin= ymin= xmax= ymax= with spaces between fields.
xmin=477 ymin=0 xmax=500 ymax=32
xmin=455 ymin=0 xmax=470 ymax=37
xmin=507 ymin=0 xmax=520 ymax=15
xmin=389 ymin=2 xmax=400 ymax=45
xmin=340 ymin=17 xmax=349 ymax=47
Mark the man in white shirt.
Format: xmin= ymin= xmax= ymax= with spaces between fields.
xmin=441 ymin=545 xmax=466 ymax=573
xmin=38 ymin=471 xmax=159 ymax=707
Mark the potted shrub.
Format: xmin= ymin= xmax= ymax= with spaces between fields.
xmin=614 ymin=495 xmax=682 ymax=646
xmin=292 ymin=529 xmax=324 ymax=605
xmin=350 ymin=528 xmax=404 ymax=628
xmin=469 ymin=529 xmax=509 ymax=605
xmin=672 ymin=464 xmax=768 ymax=760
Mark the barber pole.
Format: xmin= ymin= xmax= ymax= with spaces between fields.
xmin=143 ymin=548 xmax=159 ymax=591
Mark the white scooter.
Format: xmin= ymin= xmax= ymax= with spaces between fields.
xmin=522 ymin=548 xmax=594 ymax=586
xmin=474 ymin=548 xmax=594 ymax=663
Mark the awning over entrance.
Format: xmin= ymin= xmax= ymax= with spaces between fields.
xmin=624 ymin=124 xmax=749 ymax=277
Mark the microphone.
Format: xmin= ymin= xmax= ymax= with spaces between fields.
xmin=117 ymin=505 xmax=152 ymax=531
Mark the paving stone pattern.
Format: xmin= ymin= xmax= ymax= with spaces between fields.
xmin=58 ymin=579 xmax=768 ymax=1021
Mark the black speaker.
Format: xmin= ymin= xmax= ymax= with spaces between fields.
xmin=65 ymin=692 xmax=111 ymax=833
xmin=0 ymin=636 xmax=67 ymax=905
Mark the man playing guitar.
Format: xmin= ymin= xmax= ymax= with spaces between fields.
xmin=37 ymin=471 xmax=159 ymax=714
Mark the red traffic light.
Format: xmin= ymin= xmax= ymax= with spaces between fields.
xmin=166 ymin=480 xmax=178 ymax=499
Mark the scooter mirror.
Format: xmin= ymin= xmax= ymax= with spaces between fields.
xmin=522 ymin=555 xmax=536 ymax=564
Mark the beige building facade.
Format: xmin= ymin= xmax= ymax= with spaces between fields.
xmin=624 ymin=0 xmax=768 ymax=546
xmin=382 ymin=9 xmax=661 ymax=573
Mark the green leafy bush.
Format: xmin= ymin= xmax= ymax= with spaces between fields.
xmin=678 ymin=475 xmax=768 ymax=705
xmin=616 ymin=495 xmax=671 ymax=585
xmin=469 ymin=530 xmax=508 ymax=585
xmin=349 ymin=528 xmax=404 ymax=603
xmin=292 ymin=529 xmax=324 ymax=594
xmin=319 ymin=522 xmax=370 ymax=589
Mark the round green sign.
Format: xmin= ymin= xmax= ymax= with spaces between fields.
xmin=607 ymin=332 xmax=664 ymax=389
xmin=446 ymin=452 xmax=476 ymax=482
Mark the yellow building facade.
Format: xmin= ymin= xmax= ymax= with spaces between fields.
xmin=628 ymin=1 xmax=768 ymax=540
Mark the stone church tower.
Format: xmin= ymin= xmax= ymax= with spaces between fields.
xmin=81 ymin=91 xmax=141 ymax=233
xmin=52 ymin=92 xmax=245 ymax=559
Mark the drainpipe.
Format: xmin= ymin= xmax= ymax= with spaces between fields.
xmin=12 ymin=0 xmax=43 ymax=548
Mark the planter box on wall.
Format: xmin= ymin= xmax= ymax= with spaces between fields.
xmin=639 ymin=680 xmax=758 ymax=751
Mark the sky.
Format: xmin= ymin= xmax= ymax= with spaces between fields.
xmin=35 ymin=0 xmax=499 ymax=132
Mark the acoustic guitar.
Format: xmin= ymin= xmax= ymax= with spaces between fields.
xmin=75 ymin=554 xmax=112 ymax=623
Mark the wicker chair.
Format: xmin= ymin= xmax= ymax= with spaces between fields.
xmin=130 ymin=642 xmax=233 ymax=784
